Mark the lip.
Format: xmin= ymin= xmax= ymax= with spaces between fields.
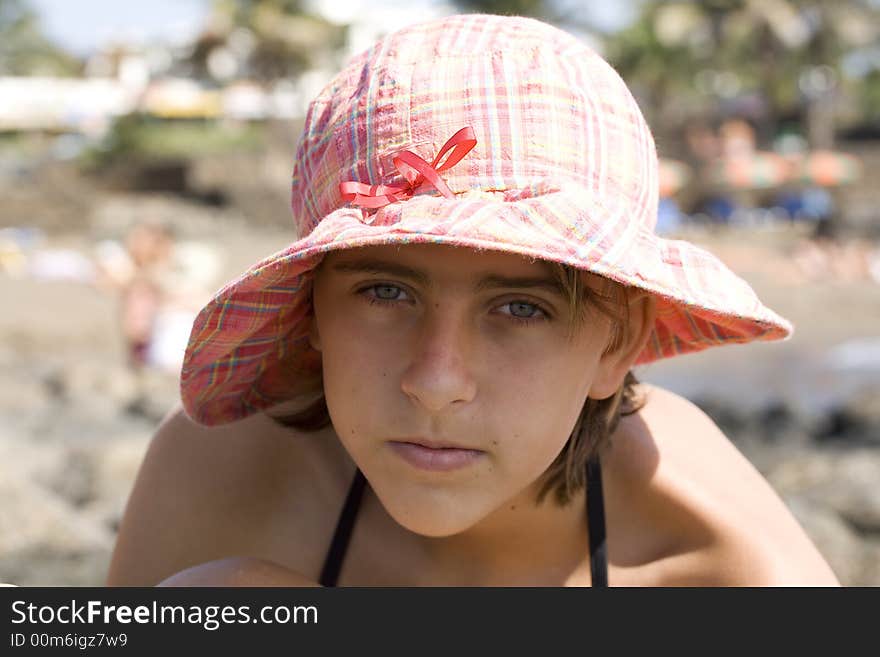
xmin=387 ymin=440 xmax=485 ymax=472
xmin=393 ymin=437 xmax=480 ymax=450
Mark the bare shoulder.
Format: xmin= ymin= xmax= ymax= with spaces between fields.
xmin=603 ymin=382 xmax=840 ymax=586
xmin=106 ymin=403 xmax=350 ymax=586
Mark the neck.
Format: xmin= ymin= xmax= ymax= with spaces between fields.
xmin=409 ymin=480 xmax=591 ymax=586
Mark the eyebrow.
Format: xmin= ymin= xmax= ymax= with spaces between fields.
xmin=330 ymin=258 xmax=567 ymax=298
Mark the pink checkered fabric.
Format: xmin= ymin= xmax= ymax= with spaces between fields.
xmin=181 ymin=14 xmax=792 ymax=425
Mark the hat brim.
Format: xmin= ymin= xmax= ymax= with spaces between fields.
xmin=181 ymin=187 xmax=792 ymax=425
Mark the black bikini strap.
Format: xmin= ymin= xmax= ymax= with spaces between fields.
xmin=319 ymin=467 xmax=367 ymax=587
xmin=586 ymin=455 xmax=609 ymax=587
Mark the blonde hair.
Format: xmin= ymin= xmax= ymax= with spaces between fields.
xmin=266 ymin=262 xmax=646 ymax=507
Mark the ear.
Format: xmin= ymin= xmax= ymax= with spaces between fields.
xmin=588 ymin=290 xmax=656 ymax=400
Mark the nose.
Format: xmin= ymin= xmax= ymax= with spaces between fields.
xmin=399 ymin=306 xmax=477 ymax=414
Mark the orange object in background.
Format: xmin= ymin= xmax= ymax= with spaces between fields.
xmin=787 ymin=150 xmax=862 ymax=187
xmin=658 ymin=158 xmax=692 ymax=197
xmin=707 ymin=151 xmax=791 ymax=189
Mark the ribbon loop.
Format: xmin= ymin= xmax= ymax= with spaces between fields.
xmin=339 ymin=126 xmax=476 ymax=210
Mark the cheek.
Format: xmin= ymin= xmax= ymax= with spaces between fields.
xmin=319 ymin=313 xmax=400 ymax=394
xmin=486 ymin=340 xmax=597 ymax=416
xmin=482 ymin=354 xmax=596 ymax=465
xmin=316 ymin=312 xmax=403 ymax=443
xmin=500 ymin=390 xmax=583 ymax=460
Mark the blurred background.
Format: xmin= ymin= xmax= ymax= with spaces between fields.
xmin=1 ymin=0 xmax=878 ymax=586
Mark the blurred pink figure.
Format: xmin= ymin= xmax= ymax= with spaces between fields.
xmin=96 ymin=221 xmax=174 ymax=370
xmin=122 ymin=222 xmax=174 ymax=369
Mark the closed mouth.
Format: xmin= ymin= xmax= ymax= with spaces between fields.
xmin=389 ymin=438 xmax=483 ymax=452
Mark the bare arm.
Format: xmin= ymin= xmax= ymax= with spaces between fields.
xmin=106 ymin=406 xmax=217 ymax=585
xmin=157 ymin=557 xmax=322 ymax=587
xmin=106 ymin=405 xmax=293 ymax=586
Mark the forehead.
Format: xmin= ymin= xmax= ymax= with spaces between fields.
xmin=320 ymin=243 xmax=612 ymax=297
xmin=323 ymin=243 xmax=556 ymax=276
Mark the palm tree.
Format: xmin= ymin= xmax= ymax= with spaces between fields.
xmin=0 ymin=0 xmax=80 ymax=75
xmin=450 ymin=0 xmax=606 ymax=36
xmin=189 ymin=0 xmax=347 ymax=82
xmin=606 ymin=0 xmax=880 ymax=148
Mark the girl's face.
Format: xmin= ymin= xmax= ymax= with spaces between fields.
xmin=310 ymin=243 xmax=644 ymax=537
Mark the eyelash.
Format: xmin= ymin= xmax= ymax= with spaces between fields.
xmin=357 ymin=284 xmax=550 ymax=326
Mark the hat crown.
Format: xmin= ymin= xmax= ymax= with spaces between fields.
xmin=290 ymin=14 xmax=659 ymax=236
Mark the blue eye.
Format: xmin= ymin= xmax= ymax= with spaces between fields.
xmin=360 ymin=284 xmax=409 ymax=305
xmin=508 ymin=302 xmax=539 ymax=318
xmin=374 ymin=284 xmax=402 ymax=300
xmin=499 ymin=301 xmax=548 ymax=325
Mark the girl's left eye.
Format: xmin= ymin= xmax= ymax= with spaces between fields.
xmin=496 ymin=301 xmax=548 ymax=325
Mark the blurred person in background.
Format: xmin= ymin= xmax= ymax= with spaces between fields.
xmin=96 ymin=221 xmax=175 ymax=371
xmin=121 ymin=221 xmax=175 ymax=370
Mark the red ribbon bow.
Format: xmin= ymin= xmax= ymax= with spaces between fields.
xmin=339 ymin=126 xmax=477 ymax=210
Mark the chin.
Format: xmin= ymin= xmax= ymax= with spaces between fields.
xmin=392 ymin=513 xmax=479 ymax=538
xmin=374 ymin=485 xmax=489 ymax=537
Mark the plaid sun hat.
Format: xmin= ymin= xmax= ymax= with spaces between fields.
xmin=180 ymin=13 xmax=793 ymax=426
